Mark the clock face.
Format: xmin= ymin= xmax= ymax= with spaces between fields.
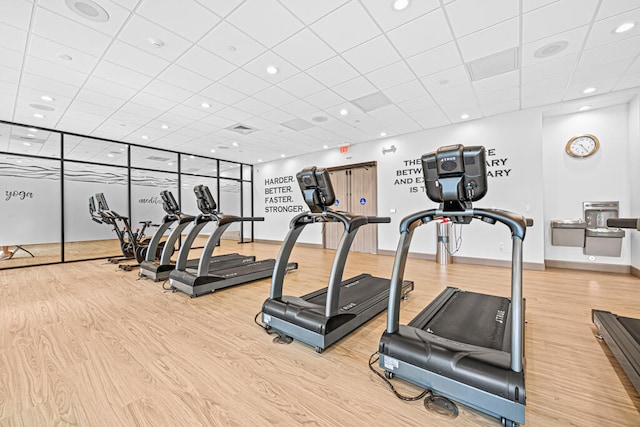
xmin=566 ymin=134 xmax=599 ymax=158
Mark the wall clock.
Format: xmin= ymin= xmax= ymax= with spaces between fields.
xmin=565 ymin=134 xmax=600 ymax=158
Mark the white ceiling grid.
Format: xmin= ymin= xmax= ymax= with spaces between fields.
xmin=0 ymin=0 xmax=638 ymax=164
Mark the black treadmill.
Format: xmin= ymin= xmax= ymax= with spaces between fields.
xmin=169 ymin=185 xmax=297 ymax=298
xmin=592 ymin=217 xmax=640 ymax=393
xmin=377 ymin=145 xmax=529 ymax=427
xmin=139 ymin=190 xmax=254 ymax=282
xmin=261 ymin=166 xmax=414 ymax=353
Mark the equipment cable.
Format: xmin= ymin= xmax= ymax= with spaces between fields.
xmin=368 ymin=351 xmax=431 ymax=401
xmin=254 ymin=312 xmax=293 ymax=343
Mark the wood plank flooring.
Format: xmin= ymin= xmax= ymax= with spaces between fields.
xmin=0 ymin=240 xmax=638 ymax=426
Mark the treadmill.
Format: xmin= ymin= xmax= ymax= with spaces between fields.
xmin=169 ymin=185 xmax=298 ymax=298
xmin=261 ymin=166 xmax=414 ymax=353
xmin=377 ymin=145 xmax=529 ymax=427
xmin=139 ymin=190 xmax=255 ymax=282
xmin=592 ymin=217 xmax=640 ymax=393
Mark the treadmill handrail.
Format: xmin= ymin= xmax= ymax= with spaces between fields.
xmin=386 ymin=207 xmax=526 ymax=373
xmin=607 ymin=217 xmax=640 ymax=230
xmin=271 ymin=209 xmax=390 ymax=318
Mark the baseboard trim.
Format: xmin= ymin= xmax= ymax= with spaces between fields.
xmin=544 ymin=259 xmax=630 ymax=274
xmin=378 ymin=250 xmax=545 ymax=270
xmin=632 ymin=265 xmax=640 ymax=279
xmin=253 ymin=239 xmax=323 ymax=249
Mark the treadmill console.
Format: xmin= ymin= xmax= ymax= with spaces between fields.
xmin=95 ymin=192 xmax=110 ymax=212
xmin=422 ymin=144 xmax=487 ymax=211
xmin=194 ymin=185 xmax=217 ymax=214
xmin=161 ymin=190 xmax=180 ymax=215
xmin=297 ymin=167 xmax=336 ymax=213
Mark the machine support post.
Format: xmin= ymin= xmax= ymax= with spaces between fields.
xmin=511 ymin=236 xmax=523 ymax=372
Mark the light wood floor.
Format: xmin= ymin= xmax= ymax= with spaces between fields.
xmin=0 ymin=240 xmax=638 ymax=426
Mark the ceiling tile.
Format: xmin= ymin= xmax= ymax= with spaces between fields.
xmin=0 ymin=0 xmax=32 ymax=30
xmin=629 ymin=56 xmax=640 ymax=73
xmin=182 ymin=94 xmax=224 ymax=113
xmin=38 ymin=0 xmax=130 ymax=37
xmin=278 ymin=73 xmax=325 ymax=98
xmin=137 ymin=0 xmax=220 ymax=42
xmin=365 ymin=61 xmax=415 ymax=91
xmin=93 ymin=60 xmax=153 ymax=90
xmin=83 ymin=76 xmax=138 ymax=100
xmin=227 ymin=0 xmax=303 ymax=48
xmin=472 ymin=70 xmax=519 ymax=94
xmin=614 ymin=71 xmax=640 ymax=90
xmin=143 ymin=80 xmax=193 ymax=104
xmin=570 ymin=58 xmax=633 ymax=86
xmin=563 ymin=79 xmax=617 ymax=100
xmin=27 ymin=35 xmax=100 ymax=74
xmin=68 ymin=99 xmax=116 ymax=118
xmin=74 ymin=89 xmax=126 ymax=110
xmin=118 ymin=15 xmax=193 ymax=62
xmin=176 ymin=46 xmax=236 ymax=80
xmin=307 ymin=56 xmax=359 ymax=87
xmin=429 ymin=83 xmax=476 ymax=105
xmin=273 ymin=29 xmax=335 ymax=71
xmin=397 ymin=95 xmax=437 ymax=113
xmin=280 ymin=99 xmax=316 ymax=116
xmin=522 ymin=54 xmax=578 ymax=85
xmin=362 ymin=0 xmax=440 ymax=31
xmin=253 ymin=86 xmax=297 ymax=108
xmin=305 ymin=89 xmax=345 ymax=109
xmin=157 ymin=65 xmax=211 ymax=93
xmin=219 ymin=68 xmax=270 ymax=95
xmin=521 ymin=76 xmax=568 ymax=107
xmin=523 ymin=0 xmax=599 ymax=44
xmin=342 ymin=36 xmax=401 ymax=75
xmin=23 ymin=56 xmax=88 ymax=87
xmin=216 ymin=106 xmax=253 ymax=122
xmin=199 ymin=83 xmax=246 ymax=105
xmin=244 ymin=51 xmax=299 ymax=84
xmin=21 ymin=73 xmax=79 ymax=98
xmin=110 ymin=0 xmax=139 ymax=10
xmin=130 ymin=92 xmax=175 ymax=113
xmin=170 ymin=104 xmax=210 ymax=121
xmin=388 ymin=9 xmax=452 ymax=57
xmin=481 ymin=99 xmax=520 ymax=117
xmin=194 ymin=0 xmax=244 ymax=18
xmin=410 ymin=106 xmax=450 ymax=129
xmin=332 ymin=76 xmax=377 ymax=100
xmin=476 ymin=86 xmax=519 ymax=106
xmin=446 ymin=0 xmax=518 ymax=37
xmin=458 ymin=18 xmax=519 ymax=62
xmin=439 ymin=103 xmax=482 ymax=123
xmin=579 ymin=36 xmax=640 ymax=69
xmin=586 ymin=9 xmax=640 ymax=49
xmin=199 ymin=21 xmax=266 ymax=67
xmin=259 ymin=108 xmax=295 ymax=124
xmin=406 ymin=42 xmax=462 ymax=78
xmin=0 ymin=45 xmax=23 ymax=70
xmin=104 ymin=40 xmax=170 ymax=77
xmin=0 ymin=22 xmax=27 ymax=53
xmin=523 ymin=0 xmax=557 ymax=13
xmin=596 ymin=0 xmax=640 ymax=20
xmin=234 ymin=97 xmax=273 ymax=116
xmin=279 ymin=0 xmax=349 ymax=25
xmin=368 ymin=105 xmax=422 ymax=133
xmin=420 ymin=65 xmax=470 ymax=93
xmin=383 ymin=79 xmax=428 ymax=103
xmin=522 ymin=26 xmax=588 ymax=67
xmin=310 ymin=1 xmax=381 ymax=53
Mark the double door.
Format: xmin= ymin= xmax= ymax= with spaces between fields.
xmin=324 ymin=164 xmax=378 ymax=254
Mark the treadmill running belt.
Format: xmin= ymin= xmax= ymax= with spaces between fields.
xmin=426 ymin=291 xmax=509 ymax=351
xmin=305 ymin=275 xmax=389 ymax=312
xmin=619 ymin=316 xmax=640 ymax=344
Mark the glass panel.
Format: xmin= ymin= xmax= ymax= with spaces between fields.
xmin=0 ymin=154 xmax=61 ymax=268
xmin=0 ymin=122 xmax=61 ymax=159
xmin=130 ymin=169 xmax=179 ymax=243
xmin=220 ymin=161 xmax=241 ymax=179
xmin=63 ymin=162 xmax=128 ymax=261
xmin=242 ymin=164 xmax=252 ymax=181
xmin=180 ymin=154 xmax=218 ymax=178
xmin=64 ymin=134 xmax=128 ymax=166
xmin=219 ymin=178 xmax=241 ymax=242
xmin=131 ymin=146 xmax=177 ymax=172
xmin=242 ymin=181 xmax=254 ymax=242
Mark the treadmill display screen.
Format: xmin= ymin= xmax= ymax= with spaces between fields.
xmin=296 ymin=167 xmax=336 ymax=213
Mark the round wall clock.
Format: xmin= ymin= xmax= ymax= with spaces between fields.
xmin=565 ymin=134 xmax=600 ymax=158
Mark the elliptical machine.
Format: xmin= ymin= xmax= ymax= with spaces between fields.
xmin=376 ymin=145 xmax=530 ymax=426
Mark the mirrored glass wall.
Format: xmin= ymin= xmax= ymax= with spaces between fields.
xmin=0 ymin=121 xmax=254 ymax=270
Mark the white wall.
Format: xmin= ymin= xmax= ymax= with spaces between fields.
xmin=254 ymin=109 xmax=546 ymax=265
xmin=628 ymin=96 xmax=640 ymax=270
xmin=542 ymin=104 xmax=631 ymax=266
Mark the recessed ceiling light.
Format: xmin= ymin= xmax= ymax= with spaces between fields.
xmin=232 ymin=142 xmax=239 ymax=147
xmin=57 ymin=53 xmax=73 ymax=61
xmin=614 ymin=22 xmax=635 ymax=34
xmin=380 ymin=132 xmax=387 ymax=137
xmin=147 ymin=37 xmax=165 ymax=48
xmin=258 ymin=159 xmax=263 ymax=162
xmin=189 ymin=155 xmax=195 ymax=159
xmin=578 ymin=105 xmax=591 ymax=111
xmin=340 ymin=109 xmax=348 ymax=116
xmin=161 ymin=124 xmax=169 ymax=130
xmin=583 ymin=87 xmax=596 ymax=94
xmin=534 ymin=41 xmax=569 ymax=58
xmin=227 ymin=45 xmax=237 ymax=52
xmin=119 ymin=147 xmax=125 ymax=151
xmin=107 ymin=154 xmax=114 ymax=158
xmin=141 ymin=135 xmax=149 ymax=140
xmin=16 ymin=160 xmax=22 ymax=163
xmin=392 ymin=0 xmax=410 ymax=11
xmin=460 ymin=114 xmax=469 ymax=119
xmin=167 ymin=162 xmax=173 ymax=166
xmin=33 ymin=113 xmax=44 ymax=119
xmin=323 ymin=145 xmax=329 ymax=149
xmin=201 ymin=102 xmax=211 ymax=108
xmin=65 ymin=0 xmax=110 ymax=22
xmin=266 ymin=65 xmax=279 ymax=75
xmin=280 ymin=154 xmax=286 ymax=158
xmin=210 ymin=149 xmax=216 ymax=153
xmin=23 ymin=142 xmax=31 ymax=146
xmin=28 ymin=128 xmax=38 ymax=132
xmin=41 ymin=95 xmax=54 ymax=102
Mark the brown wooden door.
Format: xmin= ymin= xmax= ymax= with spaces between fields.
xmin=324 ymin=165 xmax=378 ymax=254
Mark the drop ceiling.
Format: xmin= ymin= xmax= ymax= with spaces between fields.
xmin=1 ymin=0 xmax=639 ymax=164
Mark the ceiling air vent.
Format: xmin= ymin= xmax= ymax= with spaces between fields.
xmin=351 ymin=91 xmax=392 ymax=113
xmin=467 ymin=47 xmax=519 ymax=81
xmin=226 ymin=124 xmax=257 ymax=135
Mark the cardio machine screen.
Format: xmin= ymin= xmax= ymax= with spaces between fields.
xmin=296 ymin=167 xmax=336 ymax=213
